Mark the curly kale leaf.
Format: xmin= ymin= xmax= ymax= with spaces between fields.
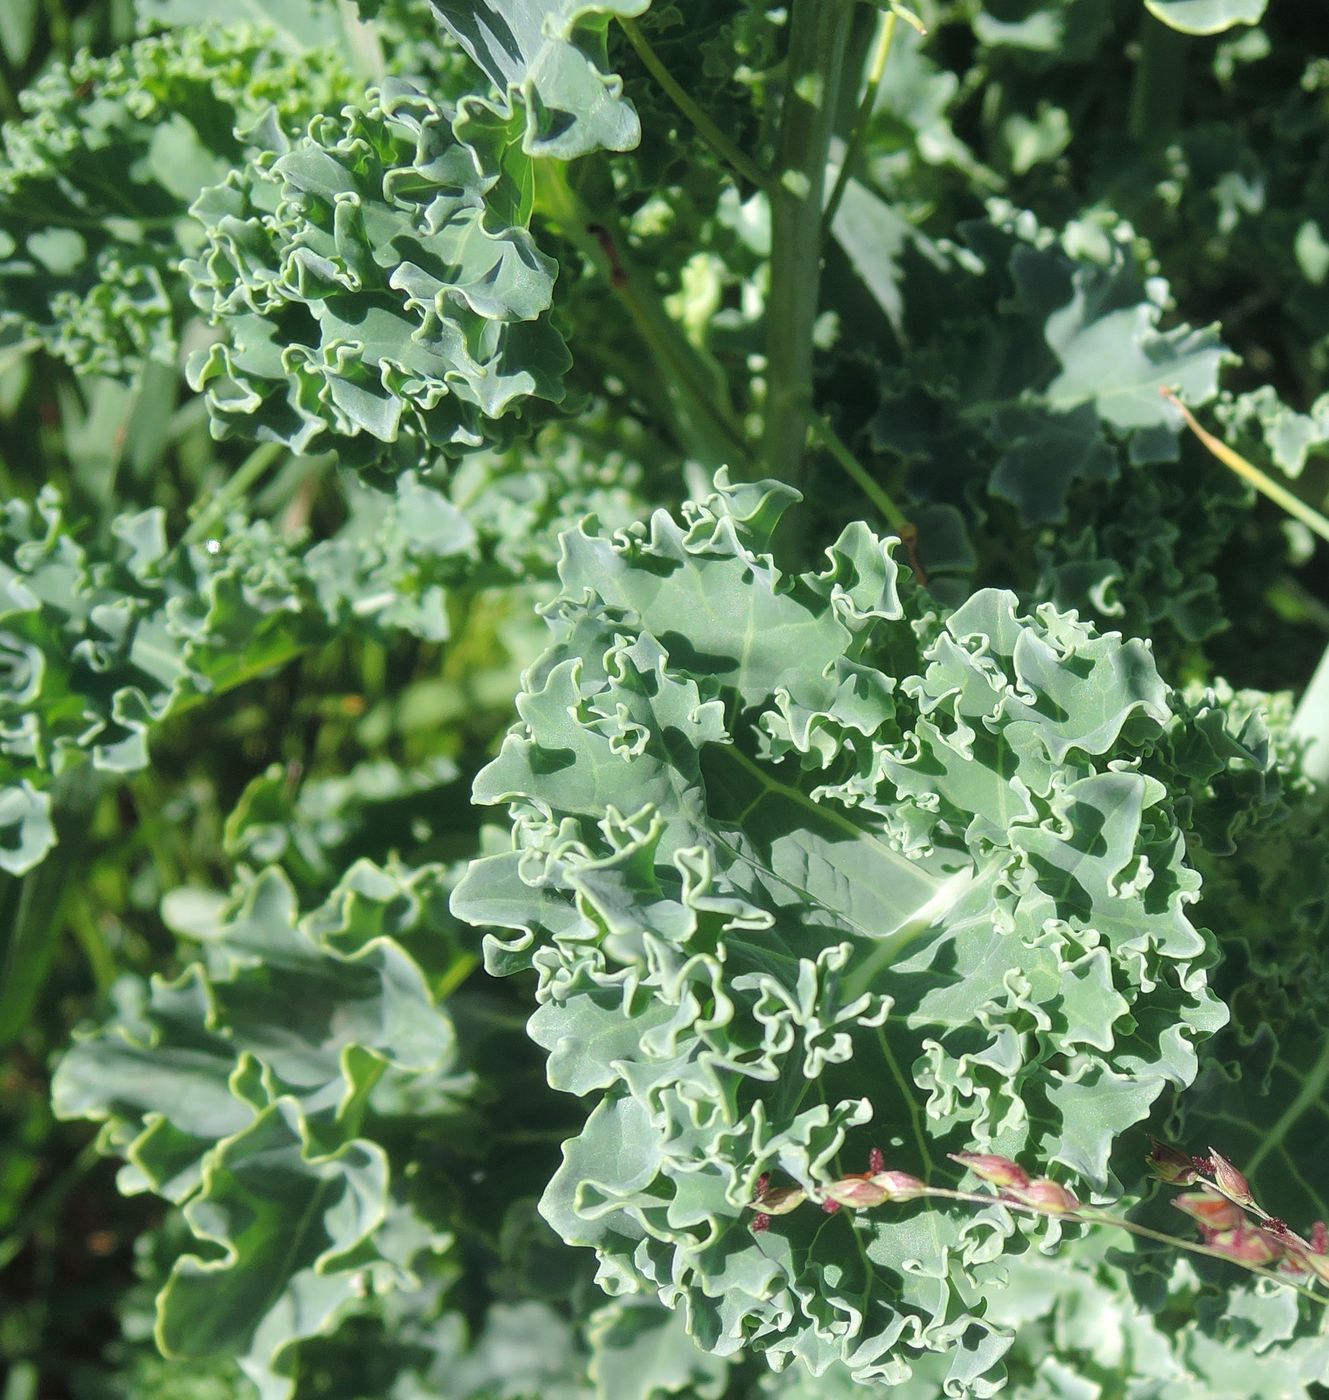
xmin=431 ymin=0 xmax=650 ymax=159
xmin=453 ymin=474 xmax=1226 ymax=1389
xmin=0 ymin=25 xmax=356 ymax=378
xmin=0 ymin=476 xmax=474 ymax=874
xmin=185 ymin=78 xmax=571 ymax=468
xmin=52 ymin=860 xmax=470 ymax=1400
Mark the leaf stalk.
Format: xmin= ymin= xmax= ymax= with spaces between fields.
xmin=822 ymin=8 xmax=902 ymax=235
xmin=619 ymin=19 xmax=775 ymax=195
xmin=762 ymin=0 xmax=857 ymax=491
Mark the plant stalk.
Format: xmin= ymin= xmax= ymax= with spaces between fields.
xmin=538 ymin=163 xmax=749 ymax=471
xmin=763 ymin=0 xmax=858 ymax=492
xmin=850 ymin=1184 xmax=1329 ymax=1308
xmin=182 ymin=441 xmax=285 ymax=547
xmin=809 ymin=411 xmax=908 ymax=529
xmin=619 ymin=19 xmax=775 ymax=195
xmin=822 ymin=9 xmax=900 ymax=235
xmin=1162 ymin=387 xmax=1329 ymax=545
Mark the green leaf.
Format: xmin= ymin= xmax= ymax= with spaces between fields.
xmin=453 ymin=473 xmax=1226 ymax=1388
xmin=0 ymin=476 xmax=474 ymax=874
xmin=158 ymin=1101 xmax=392 ymax=1391
xmin=431 ymin=0 xmax=650 ymax=158
xmin=184 ymin=79 xmax=571 ymax=468
xmin=135 ymin=0 xmax=344 ymax=50
xmin=53 ymin=859 xmax=471 ymax=1397
xmin=1144 ymin=0 xmax=1267 ymax=36
xmin=586 ymin=1298 xmax=729 ymax=1400
xmin=0 ymin=27 xmax=356 ymax=379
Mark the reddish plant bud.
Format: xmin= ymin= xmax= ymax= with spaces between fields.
xmin=757 ymin=1186 xmax=807 ymax=1216
xmin=1264 ymin=1217 xmax=1288 ymax=1236
xmin=1191 ymin=1154 xmax=1215 ymax=1176
xmin=870 ymin=1170 xmax=927 ymax=1202
xmin=751 ymin=1212 xmax=771 ymax=1233
xmin=1208 ymin=1226 xmax=1282 ymax=1267
xmin=1208 ymin=1147 xmax=1254 ymax=1206
xmin=1173 ymin=1192 xmax=1245 ymax=1231
xmin=824 ymin=1174 xmax=894 ymax=1209
xmin=1012 ymin=1179 xmax=1080 ymax=1214
xmin=1312 ymin=1221 xmax=1328 ymax=1255
xmin=869 ymin=1147 xmax=886 ymax=1174
xmin=1145 ymin=1137 xmax=1197 ymax=1185
xmin=948 ymin=1152 xmax=1031 ymax=1190
xmin=822 ymin=1198 xmax=842 ymax=1215
xmin=754 ymin=1174 xmax=770 ymax=1201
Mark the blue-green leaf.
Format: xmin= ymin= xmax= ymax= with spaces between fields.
xmin=453 ymin=473 xmax=1227 ymax=1388
xmin=431 ymin=0 xmax=650 ymax=158
xmin=1144 ymin=0 xmax=1267 ymax=36
xmin=185 ymin=79 xmax=571 ymax=467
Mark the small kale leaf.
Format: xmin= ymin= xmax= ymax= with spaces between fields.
xmin=431 ymin=0 xmax=650 ymax=159
xmin=0 ymin=25 xmax=355 ymax=378
xmin=184 ymin=78 xmax=571 ymax=468
xmin=52 ymin=859 xmax=470 ymax=1400
xmin=0 ymin=476 xmax=474 ymax=873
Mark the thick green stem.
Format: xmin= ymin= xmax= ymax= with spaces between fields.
xmin=763 ymin=0 xmax=857 ymax=492
xmin=1129 ymin=12 xmax=1186 ymax=146
xmin=619 ymin=20 xmax=775 ymax=195
xmin=539 ymin=163 xmax=749 ymax=471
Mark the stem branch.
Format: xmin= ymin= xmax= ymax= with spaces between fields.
xmin=1162 ymin=386 xmax=1329 ymax=546
xmin=539 ymin=164 xmax=749 ymax=470
xmin=909 ymin=1187 xmax=1327 ymax=1308
xmin=810 ymin=412 xmax=907 ymax=529
xmin=182 ymin=442 xmax=285 ymax=546
xmin=822 ymin=10 xmax=900 ymax=234
xmin=762 ymin=0 xmax=857 ymax=491
xmin=619 ymin=20 xmax=775 ymax=195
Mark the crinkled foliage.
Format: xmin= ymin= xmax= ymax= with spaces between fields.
xmin=185 ymin=78 xmax=571 ymax=468
xmin=0 ymin=24 xmax=355 ymax=376
xmin=452 ymin=473 xmax=1229 ymax=1390
xmin=431 ymin=0 xmax=650 ymax=159
xmin=52 ymin=860 xmax=471 ymax=1400
xmin=0 ymin=475 xmax=473 ymax=874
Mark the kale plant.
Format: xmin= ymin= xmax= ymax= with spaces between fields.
xmin=2 ymin=0 xmax=1329 ymax=1395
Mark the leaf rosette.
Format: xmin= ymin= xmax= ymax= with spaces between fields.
xmin=185 ymin=78 xmax=571 ymax=468
xmin=453 ymin=473 xmax=1226 ymax=1389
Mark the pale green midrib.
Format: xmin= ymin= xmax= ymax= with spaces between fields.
xmin=1247 ymin=1039 xmax=1329 ymax=1176
xmin=878 ymin=1025 xmax=933 ymax=1176
xmin=713 ymin=744 xmax=993 ymax=981
xmin=721 ymin=742 xmax=935 ymax=888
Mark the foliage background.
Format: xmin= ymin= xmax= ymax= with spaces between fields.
xmin=1 ymin=0 xmax=1328 ymax=1396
